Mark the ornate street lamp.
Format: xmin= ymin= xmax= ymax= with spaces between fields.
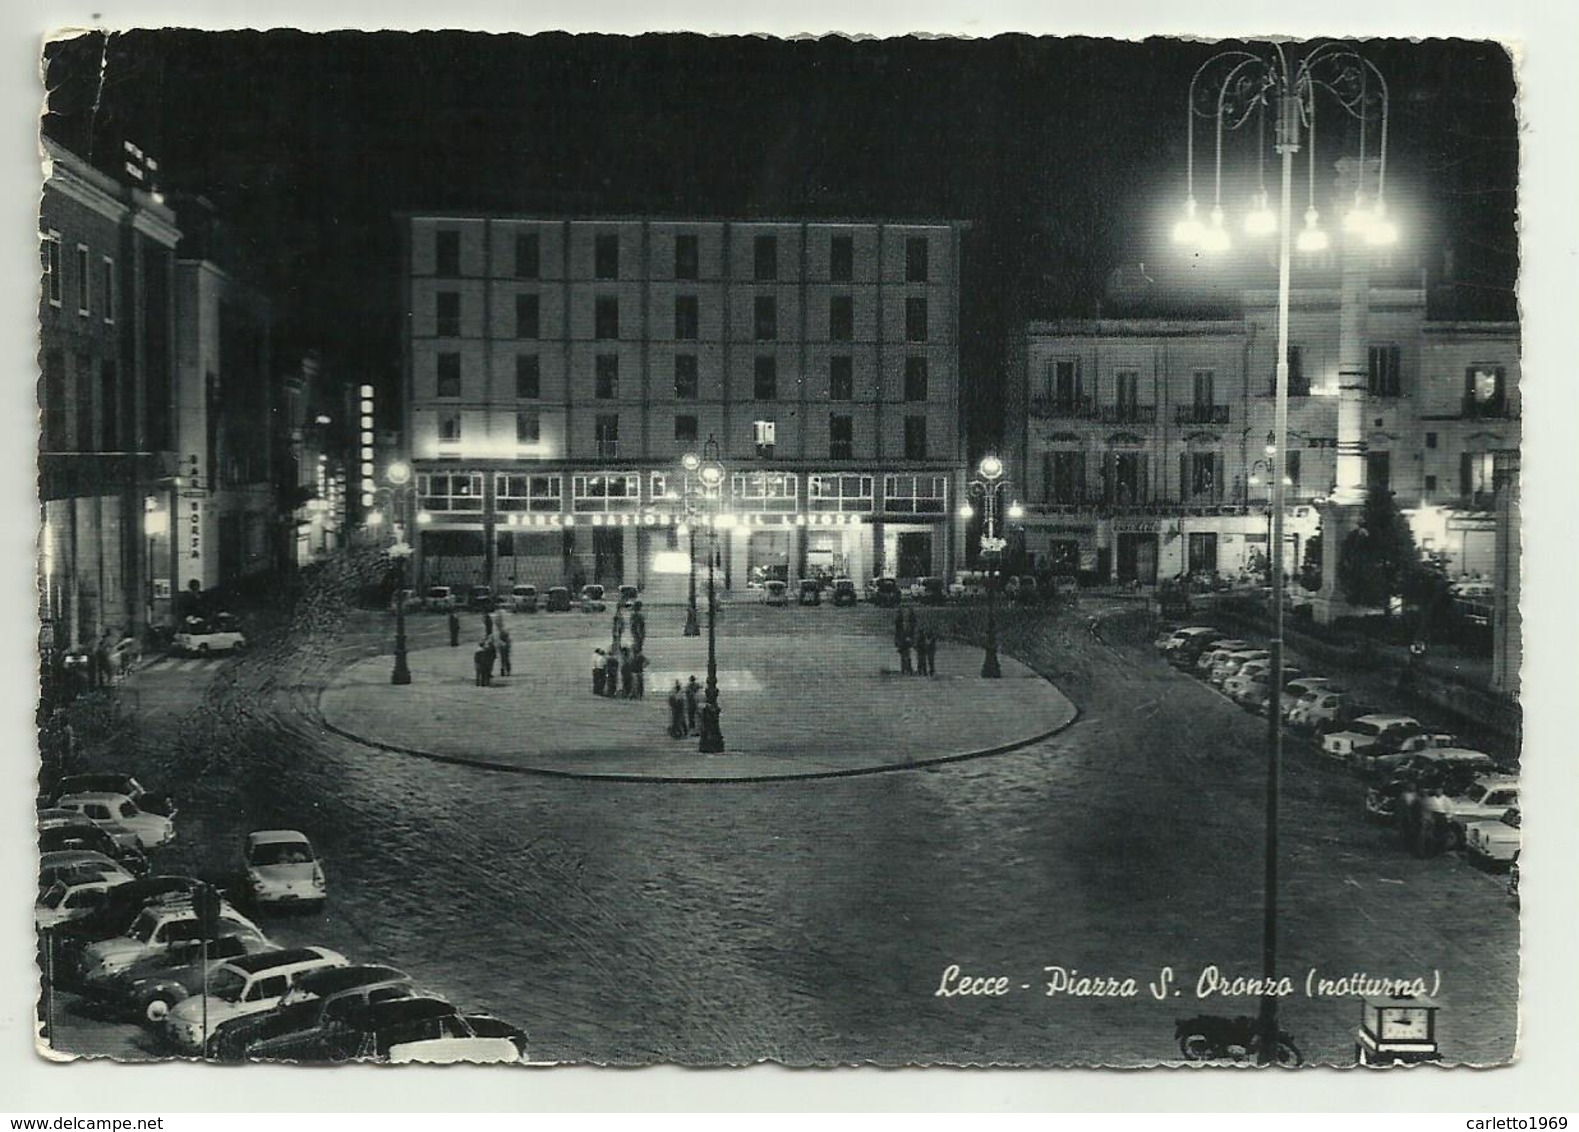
xmin=680 ymin=451 xmax=703 ymax=637
xmin=1172 ymin=41 xmax=1395 ymax=1065
xmin=1247 ymin=432 xmax=1293 ymax=588
xmin=695 ymin=435 xmax=726 ymax=753
xmin=961 ymin=455 xmax=1022 ymax=679
xmin=384 ymin=460 xmax=416 ymax=686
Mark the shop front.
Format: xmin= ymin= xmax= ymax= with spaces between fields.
xmin=1113 ymin=519 xmax=1161 ymax=585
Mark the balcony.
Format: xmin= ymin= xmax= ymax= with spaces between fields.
xmin=1100 ymin=403 xmax=1158 ymax=425
xmin=1461 ymin=395 xmax=1512 ymax=420
xmin=1175 ymin=404 xmax=1230 ymax=425
xmin=1029 ymin=393 xmax=1097 ymax=420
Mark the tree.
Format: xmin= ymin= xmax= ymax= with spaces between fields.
xmin=1299 ymin=534 xmax=1322 ymax=592
xmin=1337 ymin=486 xmax=1423 ymax=615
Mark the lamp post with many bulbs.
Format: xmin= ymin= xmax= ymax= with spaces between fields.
xmin=960 ymin=455 xmax=1023 ymax=679
xmin=693 ymin=435 xmax=727 ymax=753
xmin=1171 ymin=41 xmax=1396 ymax=1065
xmin=369 ymin=460 xmax=421 ymax=686
xmin=1247 ymin=432 xmax=1293 ymax=590
xmin=680 ymin=452 xmax=703 ymax=637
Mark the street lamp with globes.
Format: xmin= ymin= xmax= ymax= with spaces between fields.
xmin=383 ymin=460 xmax=417 ymax=686
xmin=960 ymin=455 xmax=1023 ymax=679
xmin=680 ymin=451 xmax=703 ymax=637
xmin=694 ymin=435 xmax=726 ymax=753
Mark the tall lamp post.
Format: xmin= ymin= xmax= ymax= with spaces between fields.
xmin=1171 ymin=41 xmax=1395 ymax=1064
xmin=680 ymin=452 xmax=703 ymax=637
xmin=960 ymin=455 xmax=1023 ymax=679
xmin=1247 ymin=431 xmax=1292 ymax=588
xmin=695 ymin=435 xmax=726 ymax=753
xmin=374 ymin=460 xmax=418 ymax=686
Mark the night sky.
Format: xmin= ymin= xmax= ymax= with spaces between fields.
xmin=40 ymin=31 xmax=1518 ymax=448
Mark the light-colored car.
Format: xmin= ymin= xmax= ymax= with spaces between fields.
xmin=1464 ymin=808 xmax=1521 ymax=865
xmin=1226 ymin=665 xmax=1305 ymax=710
xmin=55 ymin=791 xmax=175 ymax=850
xmin=344 ymin=998 xmax=524 ymax=1065
xmin=83 ymin=928 xmax=281 ymax=1024
xmin=79 ymin=896 xmax=263 ymax=980
xmin=1155 ymin=626 xmax=1220 ymax=653
xmin=1287 ymin=689 xmax=1361 ymax=733
xmin=1363 ymin=747 xmax=1499 ymax=781
xmin=1209 ymin=648 xmax=1270 ymax=687
xmin=39 ymin=850 xmax=132 ymax=893
xmin=244 ymin=830 xmax=328 ymax=910
xmin=51 ymin=773 xmax=177 ymax=819
xmin=211 ymin=964 xmax=418 ymax=1062
xmin=760 ymin=580 xmax=790 ymax=606
xmin=164 ymin=945 xmax=350 ymax=1051
xmin=1278 ymin=677 xmax=1336 ymax=719
xmin=1194 ymin=640 xmax=1252 ymax=676
xmin=423 ymin=585 xmax=455 ymax=611
xmin=1320 ymin=714 xmax=1423 ymax=763
xmin=35 ymin=875 xmax=134 ymax=931
xmin=1437 ymin=775 xmax=1521 ymax=846
xmin=579 ymin=584 xmax=607 ymax=612
xmin=173 ymin=613 xmax=247 ymax=656
xmin=507 ymin=584 xmax=538 ymax=613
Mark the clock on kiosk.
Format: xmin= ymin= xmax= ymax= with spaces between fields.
xmin=1356 ymin=993 xmax=1442 ymax=1065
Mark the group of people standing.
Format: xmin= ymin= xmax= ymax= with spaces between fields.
xmin=894 ymin=607 xmax=939 ymax=677
xmin=592 ymin=602 xmax=648 ymax=699
xmin=666 ymin=677 xmax=704 ymax=740
xmin=464 ymin=610 xmax=512 ymax=687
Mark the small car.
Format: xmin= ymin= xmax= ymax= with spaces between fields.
xmin=297 ymin=996 xmax=523 ymax=1065
xmin=1170 ymin=631 xmax=1231 ymax=669
xmin=465 ymin=585 xmax=496 ymax=612
xmin=830 ymin=577 xmax=858 ymax=607
xmin=1439 ymin=775 xmax=1521 ymax=846
xmin=1362 ymin=748 xmax=1499 ymax=782
xmin=870 ymin=577 xmax=903 ymax=607
xmin=1278 ymin=677 xmax=1336 ymax=719
xmin=83 ymin=928 xmax=281 ymax=1024
xmin=50 ymin=774 xmax=177 ymax=819
xmin=618 ymin=584 xmax=640 ymax=609
xmin=55 ymin=791 xmax=175 ymax=850
xmin=760 ymin=580 xmax=790 ymax=606
xmin=39 ymin=850 xmax=131 ymax=893
xmin=1321 ymin=714 xmax=1423 ymax=764
xmin=423 ymin=585 xmax=455 ymax=612
xmin=1155 ymin=626 xmax=1221 ymax=654
xmin=1286 ymin=689 xmax=1362 ymax=734
xmin=163 ymin=946 xmax=350 ymax=1049
xmin=38 ymin=823 xmax=148 ymax=877
xmin=78 ymin=895 xmax=263 ymax=981
xmin=44 ymin=876 xmax=205 ymax=980
xmin=797 ymin=579 xmax=822 ymax=606
xmin=173 ymin=613 xmax=247 ymax=656
xmin=244 ymin=830 xmax=327 ymax=911
xmin=1227 ymin=665 xmax=1306 ymax=711
xmin=1209 ymin=648 xmax=1270 ymax=687
xmin=579 ymin=584 xmax=608 ymax=613
xmin=508 ymin=584 xmax=539 ymax=613
xmin=1464 ymin=807 xmax=1520 ymax=866
xmin=544 ymin=586 xmax=573 ymax=612
xmin=36 ymin=875 xmax=134 ymax=931
xmin=210 ymin=963 xmax=418 ymax=1062
xmin=1194 ymin=640 xmax=1252 ymax=676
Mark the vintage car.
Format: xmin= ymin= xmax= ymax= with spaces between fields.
xmin=288 ymin=997 xmax=524 ymax=1065
xmin=78 ymin=894 xmax=264 ymax=981
xmin=1436 ymin=775 xmax=1521 ymax=847
xmin=1362 ymin=748 xmax=1499 ymax=782
xmin=82 ymin=928 xmax=281 ymax=1024
xmin=38 ymin=822 xmax=147 ymax=878
xmin=797 ymin=578 xmax=822 ymax=606
xmin=38 ymin=850 xmax=132 ymax=893
xmin=55 ymin=791 xmax=175 ymax=851
xmin=209 ymin=964 xmax=417 ymax=1061
xmin=1226 ymin=665 xmax=1306 ymax=711
xmin=465 ymin=585 xmax=496 ymax=612
xmin=1208 ymin=649 xmax=1270 ymax=688
xmin=1463 ymin=807 xmax=1521 ymax=866
xmin=760 ymin=580 xmax=790 ymax=606
xmin=1155 ymin=626 xmax=1220 ymax=654
xmin=578 ymin=584 xmax=608 ymax=613
xmin=830 ymin=577 xmax=859 ymax=607
xmin=1193 ymin=640 xmax=1253 ymax=676
xmin=172 ymin=613 xmax=246 ymax=656
xmin=1320 ymin=714 xmax=1424 ymax=764
xmin=243 ymin=830 xmax=327 ymax=911
xmin=869 ymin=577 xmax=903 ymax=608
xmin=507 ymin=584 xmax=539 ymax=613
xmin=422 ymin=585 xmax=456 ymax=612
xmin=1277 ymin=677 xmax=1337 ymax=719
xmin=50 ymin=774 xmax=177 ymax=819
xmin=544 ymin=586 xmax=573 ymax=612
xmin=36 ymin=875 xmax=134 ymax=931
xmin=1286 ymin=689 xmax=1364 ymax=734
xmin=163 ymin=946 xmax=349 ymax=1048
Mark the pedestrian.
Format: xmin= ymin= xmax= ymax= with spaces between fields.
xmin=603 ymin=649 xmax=620 ymax=697
xmin=632 ymin=650 xmax=647 ymax=699
xmin=473 ymin=640 xmax=491 ymax=687
xmin=895 ymin=607 xmax=913 ymax=675
xmin=685 ymin=676 xmax=700 ymax=735
xmin=630 ymin=600 xmax=646 ymax=655
xmin=496 ymin=624 xmax=512 ymax=677
xmin=612 ymin=607 xmax=626 ymax=652
xmin=593 ymin=647 xmax=607 ymax=696
xmin=924 ymin=627 xmax=939 ymax=676
xmin=699 ymin=698 xmax=721 ymax=749
xmin=447 ymin=608 xmax=460 ymax=648
xmin=616 ymin=647 xmax=633 ymax=697
xmin=667 ymin=682 xmax=687 ymax=738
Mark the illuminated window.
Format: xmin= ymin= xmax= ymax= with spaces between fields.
xmin=731 ymin=470 xmax=796 ymax=510
xmin=419 ymin=471 xmax=481 ymax=511
xmin=496 ymin=473 xmax=560 ymax=512
xmin=883 ymin=474 xmax=947 ymax=514
xmin=753 ymin=419 xmax=776 ymax=457
xmin=572 ymin=471 xmax=640 ymax=512
xmin=808 ymin=473 xmax=873 ymax=512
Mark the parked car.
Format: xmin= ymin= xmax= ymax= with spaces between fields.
xmin=1193 ymin=640 xmax=1252 ymax=676
xmin=243 ymin=830 xmax=327 ymax=911
xmin=830 ymin=577 xmax=859 ymax=607
xmin=173 ymin=613 xmax=247 ymax=656
xmin=38 ymin=822 xmax=148 ymax=877
xmin=1286 ymin=689 xmax=1363 ymax=734
xmin=544 ymin=586 xmax=573 ymax=612
xmin=507 ymin=584 xmax=539 ymax=613
xmin=1363 ymin=762 xmax=1486 ymax=822
xmin=797 ymin=579 xmax=822 ymax=606
xmin=1209 ymin=648 xmax=1270 ymax=687
xmin=1464 ymin=808 xmax=1521 ymax=866
xmin=50 ymin=773 xmax=177 ymax=819
xmin=210 ymin=963 xmax=417 ymax=1061
xmin=1155 ymin=626 xmax=1221 ymax=654
xmin=1320 ymin=714 xmax=1423 ymax=764
xmin=917 ymin=577 xmax=949 ymax=605
xmin=1278 ymin=677 xmax=1337 ymax=719
xmin=44 ymin=876 xmax=206 ymax=979
xmin=465 ymin=585 xmax=496 ymax=612
xmin=36 ymin=875 xmax=134 ymax=931
xmin=288 ymin=996 xmax=524 ymax=1065
xmin=55 ymin=791 xmax=175 ymax=850
xmin=163 ymin=946 xmax=350 ymax=1050
xmin=618 ymin=584 xmax=640 ymax=609
xmin=1170 ymin=631 xmax=1232 ymax=669
xmin=1227 ymin=665 xmax=1305 ymax=710
xmin=40 ymin=807 xmax=142 ymax=857
xmin=1362 ymin=748 xmax=1499 ymax=782
xmin=83 ymin=928 xmax=281 ymax=1024
xmin=579 ymin=584 xmax=607 ymax=613
xmin=869 ymin=577 xmax=903 ymax=607
xmin=78 ymin=894 xmax=264 ymax=981
xmin=1436 ymin=775 xmax=1521 ymax=847
xmin=422 ymin=585 xmax=455 ymax=612
xmin=760 ymin=580 xmax=790 ymax=606
xmin=39 ymin=850 xmax=132 ymax=893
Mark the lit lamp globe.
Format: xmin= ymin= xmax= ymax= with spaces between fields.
xmin=978 ymin=455 xmax=1004 ymax=481
xmin=1297 ymin=207 xmax=1330 ymax=253
xmin=1008 ymin=501 xmax=1025 ymax=521
xmin=387 ymin=460 xmax=412 ymax=487
xmin=1245 ymin=191 xmax=1277 ymax=236
xmin=1173 ymin=198 xmax=1204 ymax=245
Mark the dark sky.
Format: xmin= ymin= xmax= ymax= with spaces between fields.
xmin=40 ymin=31 xmax=1518 ymax=447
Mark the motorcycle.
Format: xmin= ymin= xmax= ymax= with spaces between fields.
xmin=1175 ymin=1015 xmax=1304 ymax=1066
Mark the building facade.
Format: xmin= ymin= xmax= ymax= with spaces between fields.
xmin=397 ymin=216 xmax=968 ymax=596
xmin=39 ymin=139 xmax=181 ymax=654
xmin=1005 ymin=288 xmax=1520 ymax=587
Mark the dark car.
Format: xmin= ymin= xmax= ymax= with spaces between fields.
xmin=38 ymin=822 xmax=148 ymax=877
xmin=830 ymin=577 xmax=858 ymax=607
xmin=80 ymin=928 xmax=277 ymax=1023
xmin=465 ymin=586 xmax=496 ymax=612
xmin=42 ymin=875 xmax=204 ymax=983
xmin=870 ymin=577 xmax=903 ymax=607
xmin=289 ymin=996 xmax=521 ymax=1064
xmin=918 ymin=577 xmax=948 ymax=605
xmin=211 ymin=963 xmax=416 ymax=1061
xmin=544 ymin=586 xmax=573 ymax=612
xmin=797 ymin=579 xmax=822 ymax=606
xmin=1169 ymin=630 xmax=1228 ymax=669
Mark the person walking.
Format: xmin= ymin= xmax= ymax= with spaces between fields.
xmin=473 ymin=640 xmax=491 ymax=687
xmin=619 ymin=647 xmax=634 ymax=698
xmin=495 ymin=623 xmax=512 ymax=677
xmin=611 ymin=607 xmax=626 ymax=653
xmin=629 ymin=600 xmax=647 ymax=655
xmin=631 ymin=650 xmax=647 ymax=700
xmin=448 ymin=608 xmax=461 ymax=647
xmin=667 ymin=682 xmax=688 ymax=738
xmin=684 ymin=676 xmax=700 ymax=735
xmin=603 ymin=649 xmax=620 ymax=697
xmin=593 ymin=648 xmax=608 ymax=696
xmin=895 ymin=607 xmax=913 ymax=675
xmin=912 ymin=627 xmax=928 ymax=676
xmin=924 ymin=626 xmax=939 ymax=677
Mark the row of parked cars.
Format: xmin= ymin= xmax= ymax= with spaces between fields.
xmin=1153 ymin=624 xmax=1521 ymax=871
xmin=37 ymin=774 xmax=528 ymax=1064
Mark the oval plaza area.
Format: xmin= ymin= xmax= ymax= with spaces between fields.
xmin=317 ymin=627 xmax=1076 ymax=781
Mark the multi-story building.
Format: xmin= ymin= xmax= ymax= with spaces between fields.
xmin=1005 ymin=287 xmax=1519 ymax=586
xmin=397 ymin=216 xmax=968 ymax=595
xmin=39 ymin=138 xmax=181 ymax=655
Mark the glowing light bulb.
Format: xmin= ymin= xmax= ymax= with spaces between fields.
xmin=1245 ymin=191 xmax=1277 ymax=236
xmin=1008 ymin=501 xmax=1025 ymax=521
xmin=959 ymin=503 xmax=975 ymax=520
xmin=1199 ymin=205 xmax=1231 ymax=252
xmin=1343 ymin=193 xmax=1376 ymax=235
xmin=1173 ymin=197 xmax=1204 ymax=245
xmin=1365 ymin=200 xmax=1397 ymax=246
xmin=1297 ymin=207 xmax=1328 ymax=253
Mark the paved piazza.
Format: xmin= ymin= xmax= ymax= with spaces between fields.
xmin=317 ymin=623 xmax=1077 ymax=780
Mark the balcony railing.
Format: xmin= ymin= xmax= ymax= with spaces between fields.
xmin=1029 ymin=495 xmax=1247 ymax=517
xmin=1461 ymin=395 xmax=1512 ymax=419
xmin=1175 ymin=404 xmax=1231 ymax=425
xmin=1029 ymin=393 xmax=1096 ymax=420
xmin=1101 ymin=403 xmax=1157 ymax=424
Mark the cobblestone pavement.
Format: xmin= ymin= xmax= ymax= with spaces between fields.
xmin=40 ymin=579 xmax=1519 ymax=1068
xmin=318 ymin=626 xmax=1075 ymax=779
